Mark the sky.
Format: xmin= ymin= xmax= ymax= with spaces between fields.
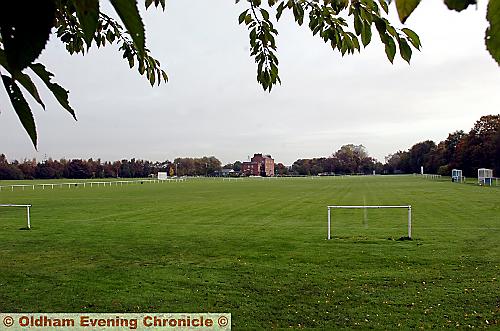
xmin=1 ymin=1 xmax=499 ymax=165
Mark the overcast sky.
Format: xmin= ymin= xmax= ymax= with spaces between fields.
xmin=1 ymin=1 xmax=499 ymax=165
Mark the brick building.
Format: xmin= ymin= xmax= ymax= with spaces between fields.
xmin=242 ymin=154 xmax=275 ymax=176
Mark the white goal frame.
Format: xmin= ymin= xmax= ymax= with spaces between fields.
xmin=327 ymin=205 xmax=411 ymax=240
xmin=0 ymin=204 xmax=31 ymax=229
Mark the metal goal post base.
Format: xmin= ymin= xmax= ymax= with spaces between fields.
xmin=327 ymin=205 xmax=411 ymax=240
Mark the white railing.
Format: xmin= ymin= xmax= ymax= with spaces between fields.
xmin=327 ymin=205 xmax=412 ymax=240
xmin=0 ymin=178 xmax=186 ymax=192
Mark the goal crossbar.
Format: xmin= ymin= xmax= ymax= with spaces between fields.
xmin=327 ymin=205 xmax=411 ymax=240
xmin=0 ymin=204 xmax=31 ymax=229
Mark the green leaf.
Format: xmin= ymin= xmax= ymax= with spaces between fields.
xmin=1 ymin=75 xmax=37 ymax=148
xmin=276 ymin=2 xmax=285 ymax=20
xmin=30 ymin=63 xmax=77 ymax=120
xmin=239 ymin=10 xmax=249 ymax=24
xmin=245 ymin=14 xmax=253 ymax=25
xmin=379 ymin=0 xmax=389 ymax=14
xmin=73 ymin=0 xmax=100 ymax=46
xmin=384 ymin=35 xmax=396 ymax=63
xmin=161 ymin=70 xmax=169 ymax=82
xmin=261 ymin=8 xmax=270 ymax=21
xmin=485 ymin=0 xmax=500 ymax=65
xmin=0 ymin=0 xmax=56 ymax=72
xmin=145 ymin=0 xmax=165 ymax=10
xmin=354 ymin=15 xmax=363 ymax=36
xmin=395 ymin=0 xmax=421 ymax=23
xmin=14 ymin=74 xmax=46 ymax=111
xmin=398 ymin=38 xmax=412 ymax=63
xmin=110 ymin=0 xmax=146 ymax=57
xmin=443 ymin=0 xmax=476 ymax=11
xmin=0 ymin=49 xmax=45 ymax=109
xmin=402 ymin=28 xmax=421 ymax=49
xmin=361 ymin=22 xmax=372 ymax=47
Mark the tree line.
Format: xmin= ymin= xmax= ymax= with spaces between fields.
xmin=384 ymin=115 xmax=500 ymax=177
xmin=1 ymin=115 xmax=498 ymax=180
xmin=289 ymin=115 xmax=500 ymax=176
xmin=0 ymin=156 xmax=222 ymax=180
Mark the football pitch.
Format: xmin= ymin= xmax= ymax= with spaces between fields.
xmin=0 ymin=176 xmax=498 ymax=329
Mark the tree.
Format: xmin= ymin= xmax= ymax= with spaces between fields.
xmin=0 ymin=0 xmax=498 ymax=147
xmin=384 ymin=151 xmax=410 ymax=174
xmin=233 ymin=161 xmax=243 ymax=172
xmin=332 ymin=144 xmax=372 ymax=174
xmin=408 ymin=140 xmax=436 ymax=173
xmin=67 ymin=159 xmax=92 ymax=179
xmin=455 ymin=114 xmax=500 ymax=175
xmin=0 ymin=154 xmax=24 ymax=180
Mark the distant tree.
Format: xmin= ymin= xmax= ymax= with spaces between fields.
xmin=455 ymin=114 xmax=500 ymax=176
xmin=333 ymin=144 xmax=371 ymax=174
xmin=17 ymin=159 xmax=37 ymax=179
xmin=0 ymin=154 xmax=24 ymax=180
xmin=35 ymin=162 xmax=56 ymax=179
xmin=441 ymin=130 xmax=466 ymax=168
xmin=67 ymin=159 xmax=92 ymax=178
xmin=471 ymin=114 xmax=500 ymax=136
xmin=493 ymin=129 xmax=500 ymax=175
xmin=408 ymin=140 xmax=436 ymax=173
xmin=275 ymin=162 xmax=288 ymax=176
xmin=291 ymin=159 xmax=311 ymax=175
xmin=232 ymin=161 xmax=242 ymax=172
xmin=119 ymin=160 xmax=131 ymax=178
xmin=384 ymin=151 xmax=410 ymax=174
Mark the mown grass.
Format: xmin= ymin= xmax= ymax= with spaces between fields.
xmin=0 ymin=176 xmax=499 ymax=329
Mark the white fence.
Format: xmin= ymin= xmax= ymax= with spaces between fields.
xmin=327 ymin=205 xmax=412 ymax=240
xmin=0 ymin=178 xmax=186 ymax=192
xmin=0 ymin=204 xmax=31 ymax=229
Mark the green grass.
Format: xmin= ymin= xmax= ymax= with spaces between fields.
xmin=0 ymin=176 xmax=499 ymax=329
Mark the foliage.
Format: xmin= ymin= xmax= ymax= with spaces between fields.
xmin=290 ymin=144 xmax=382 ymax=175
xmin=0 ymin=0 xmax=168 ymax=148
xmin=384 ymin=114 xmax=500 ymax=176
xmin=237 ymin=0 xmax=422 ymax=91
xmin=0 ymin=0 xmax=498 ymax=148
xmin=0 ymin=155 xmax=225 ymax=180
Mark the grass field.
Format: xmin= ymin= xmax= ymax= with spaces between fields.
xmin=0 ymin=176 xmax=499 ymax=329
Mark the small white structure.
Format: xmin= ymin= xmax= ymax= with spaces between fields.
xmin=478 ymin=168 xmax=494 ymax=186
xmin=157 ymin=172 xmax=168 ymax=181
xmin=451 ymin=169 xmax=464 ymax=183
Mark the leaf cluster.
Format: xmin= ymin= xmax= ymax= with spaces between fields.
xmin=238 ymin=0 xmax=422 ymax=92
xmin=0 ymin=0 xmax=167 ymax=148
xmin=238 ymin=0 xmax=498 ymax=93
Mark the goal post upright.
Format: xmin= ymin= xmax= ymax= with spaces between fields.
xmin=327 ymin=205 xmax=412 ymax=240
xmin=408 ymin=205 xmax=411 ymax=238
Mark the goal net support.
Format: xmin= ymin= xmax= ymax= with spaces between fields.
xmin=327 ymin=205 xmax=411 ymax=240
xmin=0 ymin=204 xmax=31 ymax=229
